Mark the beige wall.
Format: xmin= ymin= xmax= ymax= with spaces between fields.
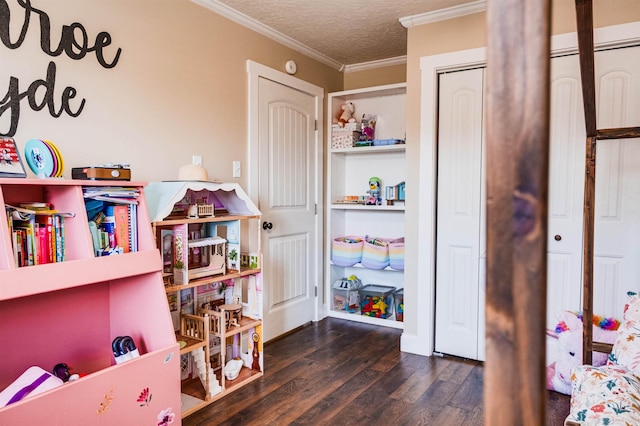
xmin=403 ymin=1 xmax=640 ymax=344
xmin=1 ymin=0 xmax=342 ymax=184
xmin=343 ymin=63 xmax=407 ymax=91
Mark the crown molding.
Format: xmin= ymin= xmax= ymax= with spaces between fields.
xmin=191 ymin=0 xmax=344 ymax=71
xmin=400 ymin=0 xmax=486 ymax=28
xmin=344 ymin=56 xmax=407 ymax=73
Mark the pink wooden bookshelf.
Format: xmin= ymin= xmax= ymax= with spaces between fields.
xmin=0 ymin=178 xmax=180 ymax=424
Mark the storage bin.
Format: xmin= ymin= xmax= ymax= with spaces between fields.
xmin=332 ymin=275 xmax=363 ymax=313
xmin=331 ymin=130 xmax=362 ymax=149
xmin=361 ymin=237 xmax=390 ymax=269
xmin=331 ymin=236 xmax=364 ymax=266
xmin=389 ymin=237 xmax=405 ymax=270
xmin=360 ymin=284 xmax=396 ymax=319
xmin=395 ymin=289 xmax=404 ymax=322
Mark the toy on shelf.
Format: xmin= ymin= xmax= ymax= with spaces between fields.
xmin=360 ymin=114 xmax=376 ymax=141
xmin=334 ymin=102 xmax=356 ymax=128
xmin=360 ymin=284 xmax=396 ymax=319
xmin=385 ymin=181 xmax=406 ymax=206
xmin=366 ymin=177 xmax=382 ymax=205
xmin=332 ymin=275 xmax=363 ymax=313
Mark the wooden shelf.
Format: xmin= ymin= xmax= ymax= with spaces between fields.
xmin=153 ymin=214 xmax=260 ymax=226
xmin=164 ymin=267 xmax=261 ymax=293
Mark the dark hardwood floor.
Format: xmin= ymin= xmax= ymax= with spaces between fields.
xmin=184 ymin=318 xmax=570 ymax=425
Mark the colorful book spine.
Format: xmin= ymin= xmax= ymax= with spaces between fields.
xmin=55 ymin=215 xmax=65 ymax=262
xmin=113 ymin=205 xmax=130 ymax=253
xmin=35 ymin=214 xmax=54 ymax=264
xmin=103 ymin=206 xmax=116 ymax=250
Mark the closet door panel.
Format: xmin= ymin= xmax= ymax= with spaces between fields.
xmin=547 ymin=54 xmax=586 ymax=328
xmin=434 ymin=68 xmax=484 ymax=360
xmin=593 ymin=45 xmax=640 ymax=318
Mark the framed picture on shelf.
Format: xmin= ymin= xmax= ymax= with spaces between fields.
xmin=0 ymin=137 xmax=27 ymax=178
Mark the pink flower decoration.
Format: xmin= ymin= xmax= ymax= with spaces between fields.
xmin=137 ymin=387 xmax=152 ymax=406
xmin=157 ymin=407 xmax=175 ymax=426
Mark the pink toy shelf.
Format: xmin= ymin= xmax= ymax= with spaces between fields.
xmin=0 ymin=178 xmax=180 ymax=424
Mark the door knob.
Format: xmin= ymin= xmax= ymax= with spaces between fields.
xmin=554 ymin=234 xmax=562 ymax=241
xmin=262 ymin=221 xmax=273 ymax=230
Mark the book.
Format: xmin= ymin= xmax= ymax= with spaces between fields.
xmin=54 ymin=215 xmax=65 ymax=262
xmin=128 ymin=204 xmax=138 ymax=252
xmin=113 ymin=205 xmax=130 ymax=253
xmin=37 ymin=225 xmax=47 ymax=264
xmin=35 ymin=214 xmax=54 ymax=263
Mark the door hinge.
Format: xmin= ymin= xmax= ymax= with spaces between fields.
xmin=315 ymin=286 xmax=318 ymax=297
xmin=315 ymin=203 xmax=318 ymax=215
xmin=315 ymin=120 xmax=318 ymax=131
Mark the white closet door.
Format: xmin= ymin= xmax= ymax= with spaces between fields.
xmin=592 ymin=46 xmax=640 ymax=319
xmin=434 ymin=68 xmax=485 ymax=360
xmin=547 ymin=54 xmax=587 ymax=328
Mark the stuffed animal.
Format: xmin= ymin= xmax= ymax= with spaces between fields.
xmin=546 ymin=310 xmax=619 ymax=394
xmin=334 ymin=102 xmax=356 ymax=127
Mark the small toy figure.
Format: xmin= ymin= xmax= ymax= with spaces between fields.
xmin=366 ymin=177 xmax=382 ymax=205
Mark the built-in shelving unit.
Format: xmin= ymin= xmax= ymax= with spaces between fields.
xmin=0 ymin=178 xmax=179 ymax=424
xmin=325 ymin=83 xmax=407 ymax=329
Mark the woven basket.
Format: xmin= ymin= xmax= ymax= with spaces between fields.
xmin=389 ymin=237 xmax=405 ymax=270
xmin=331 ymin=236 xmax=364 ymax=267
xmin=361 ymin=237 xmax=391 ymax=269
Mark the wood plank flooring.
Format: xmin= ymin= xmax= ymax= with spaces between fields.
xmin=184 ymin=318 xmax=570 ymax=425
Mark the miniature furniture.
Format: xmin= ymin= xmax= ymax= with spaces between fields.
xmin=0 ymin=179 xmax=179 ymax=424
xmin=146 ymin=181 xmax=263 ymax=418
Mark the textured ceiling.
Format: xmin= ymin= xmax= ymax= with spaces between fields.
xmin=210 ymin=0 xmax=475 ymax=66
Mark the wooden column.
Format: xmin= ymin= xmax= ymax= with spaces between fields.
xmin=575 ymin=0 xmax=597 ymax=366
xmin=485 ymin=0 xmax=551 ymax=424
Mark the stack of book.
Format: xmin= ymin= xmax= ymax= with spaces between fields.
xmin=5 ymin=203 xmax=73 ymax=267
xmin=83 ymin=187 xmax=139 ymax=256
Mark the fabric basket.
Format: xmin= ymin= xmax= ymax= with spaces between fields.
xmin=361 ymin=237 xmax=391 ymax=269
xmin=389 ymin=237 xmax=405 ymax=270
xmin=331 ymin=236 xmax=364 ymax=267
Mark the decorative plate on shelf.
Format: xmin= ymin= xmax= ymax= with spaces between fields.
xmin=24 ymin=139 xmax=64 ymax=177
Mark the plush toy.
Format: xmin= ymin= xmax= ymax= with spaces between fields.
xmin=334 ymin=102 xmax=356 ymax=127
xmin=546 ymin=310 xmax=619 ymax=395
xmin=365 ymin=177 xmax=382 ymax=205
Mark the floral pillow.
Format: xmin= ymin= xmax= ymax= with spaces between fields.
xmin=565 ymin=365 xmax=640 ymax=425
xmin=608 ymin=292 xmax=640 ymax=375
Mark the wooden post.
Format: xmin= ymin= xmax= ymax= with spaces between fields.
xmin=575 ymin=0 xmax=597 ymax=366
xmin=485 ymin=0 xmax=551 ymax=424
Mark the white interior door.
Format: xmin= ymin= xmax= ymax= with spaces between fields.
xmin=434 ymin=67 xmax=485 ymax=360
xmin=258 ymin=76 xmax=318 ymax=342
xmin=592 ymin=46 xmax=640 ymax=318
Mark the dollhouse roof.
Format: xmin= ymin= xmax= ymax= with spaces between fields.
xmin=145 ymin=181 xmax=261 ymax=222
